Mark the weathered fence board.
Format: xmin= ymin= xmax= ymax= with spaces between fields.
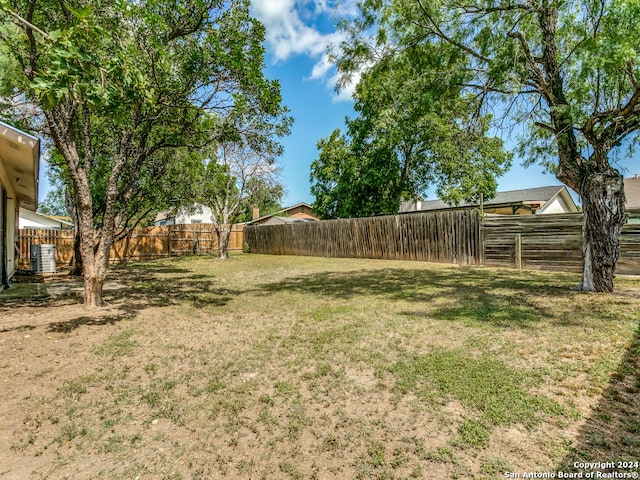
xmin=482 ymin=213 xmax=640 ymax=274
xmin=18 ymin=224 xmax=244 ymax=269
xmin=244 ymin=210 xmax=481 ymax=265
xmin=619 ymin=224 xmax=640 ymax=275
xmin=482 ymin=214 xmax=583 ymax=272
xmin=17 ymin=228 xmax=74 ymax=267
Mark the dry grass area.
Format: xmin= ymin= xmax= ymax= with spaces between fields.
xmin=1 ymin=254 xmax=639 ymax=479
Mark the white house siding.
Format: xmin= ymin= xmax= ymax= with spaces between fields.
xmin=176 ymin=204 xmax=214 ymax=224
xmin=0 ymin=161 xmax=19 ymax=281
xmin=538 ymin=197 xmax=565 ymax=214
xmin=538 ymin=192 xmax=578 ymax=214
xmin=156 ymin=204 xmax=214 ymax=226
xmin=0 ymin=123 xmax=39 ymax=287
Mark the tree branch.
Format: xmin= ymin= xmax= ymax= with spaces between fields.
xmin=627 ymin=61 xmax=639 ymax=90
xmin=506 ymin=31 xmax=550 ymax=98
xmin=617 ymin=88 xmax=640 ymax=119
xmin=5 ymin=3 xmax=50 ymax=40
xmin=458 ymin=3 xmax=535 ymax=16
xmin=414 ymin=0 xmax=491 ymax=64
xmin=534 ymin=121 xmax=555 ymax=133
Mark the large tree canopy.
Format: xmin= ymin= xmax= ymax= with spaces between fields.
xmin=311 ymin=42 xmax=511 ymax=218
xmin=0 ymin=0 xmax=290 ymax=305
xmin=335 ymin=0 xmax=640 ymax=291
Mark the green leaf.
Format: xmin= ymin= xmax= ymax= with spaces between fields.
xmin=66 ymin=5 xmax=93 ymax=19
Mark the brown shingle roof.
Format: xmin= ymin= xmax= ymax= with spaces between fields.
xmin=249 ymin=202 xmax=316 ymax=224
xmin=412 ymin=185 xmax=567 ymax=211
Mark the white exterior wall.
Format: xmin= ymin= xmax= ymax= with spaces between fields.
xmin=538 ymin=197 xmax=563 ymax=214
xmin=538 ymin=193 xmax=577 ymax=214
xmin=174 ymin=204 xmax=214 ymax=224
xmin=0 ymin=159 xmax=19 ymax=279
xmin=155 ymin=204 xmax=214 ymax=226
xmin=19 ymin=216 xmax=55 ymax=228
xmin=6 ymin=196 xmax=17 ymax=278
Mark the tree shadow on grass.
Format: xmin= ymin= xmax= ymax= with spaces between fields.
xmin=556 ymin=322 xmax=640 ymax=472
xmin=111 ymin=267 xmax=237 ymax=309
xmin=116 ymin=263 xmax=193 ymax=275
xmin=0 ymin=302 xmax=134 ymax=334
xmin=1 ymin=261 xmax=237 ymax=333
xmin=46 ymin=313 xmax=134 ymax=333
xmin=258 ymin=267 xmax=581 ymax=328
xmin=0 ymin=323 xmax=38 ymax=333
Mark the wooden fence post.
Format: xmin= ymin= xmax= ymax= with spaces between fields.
xmin=515 ymin=233 xmax=522 ymax=270
xmin=479 ymin=215 xmax=485 ymax=267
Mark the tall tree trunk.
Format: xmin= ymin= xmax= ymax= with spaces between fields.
xmin=78 ymin=204 xmax=105 ymax=307
xmin=70 ymin=227 xmax=83 ymax=276
xmin=537 ymin=3 xmax=626 ymax=292
xmin=578 ymin=170 xmax=626 ymax=292
xmin=217 ymin=223 xmax=231 ymax=259
xmin=83 ymin=274 xmax=105 ymax=306
xmin=43 ymin=109 xmax=106 ymax=307
xmin=65 ymin=189 xmax=83 ymax=275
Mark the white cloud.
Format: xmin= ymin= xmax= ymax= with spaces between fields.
xmin=329 ymin=70 xmax=359 ymax=103
xmin=308 ymin=52 xmax=334 ymax=80
xmin=251 ymin=0 xmax=355 ymax=102
xmin=251 ymin=0 xmax=330 ymax=61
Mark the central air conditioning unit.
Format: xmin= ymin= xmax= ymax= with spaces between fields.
xmin=30 ymin=244 xmax=56 ymax=273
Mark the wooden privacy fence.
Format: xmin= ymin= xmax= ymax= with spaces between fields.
xmin=245 ymin=210 xmax=640 ymax=275
xmin=17 ymin=224 xmax=244 ymax=269
xmin=482 ymin=213 xmax=584 ymax=272
xmin=17 ymin=228 xmax=74 ymax=269
xmin=244 ymin=210 xmax=481 ymax=265
xmin=19 ymin=212 xmax=640 ymax=275
xmin=482 ymin=213 xmax=640 ymax=275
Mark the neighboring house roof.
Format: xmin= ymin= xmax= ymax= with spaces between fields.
xmin=47 ymin=215 xmax=74 ymax=224
xmin=19 ymin=208 xmax=73 ymax=229
xmin=248 ymin=202 xmax=319 ymax=225
xmin=401 ymin=185 xmax=579 ymax=214
xmin=625 ymin=176 xmax=640 ymax=211
xmin=154 ymin=209 xmax=173 ymax=224
xmin=287 ymin=202 xmax=314 ymax=210
xmin=0 ymin=121 xmax=40 ymax=211
xmin=260 ymin=216 xmax=318 ymax=226
xmin=154 ymin=202 xmax=320 ymax=226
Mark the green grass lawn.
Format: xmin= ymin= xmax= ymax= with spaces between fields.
xmin=2 ymin=254 xmax=639 ymax=479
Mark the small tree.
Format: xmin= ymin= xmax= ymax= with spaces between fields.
xmin=45 ymin=146 xmax=205 ymax=274
xmin=200 ymin=142 xmax=283 ymax=259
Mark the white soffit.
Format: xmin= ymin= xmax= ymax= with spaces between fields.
xmin=0 ymin=121 xmax=40 ymax=211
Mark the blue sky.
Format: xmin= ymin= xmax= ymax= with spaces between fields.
xmin=251 ymin=0 xmax=639 ymax=208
